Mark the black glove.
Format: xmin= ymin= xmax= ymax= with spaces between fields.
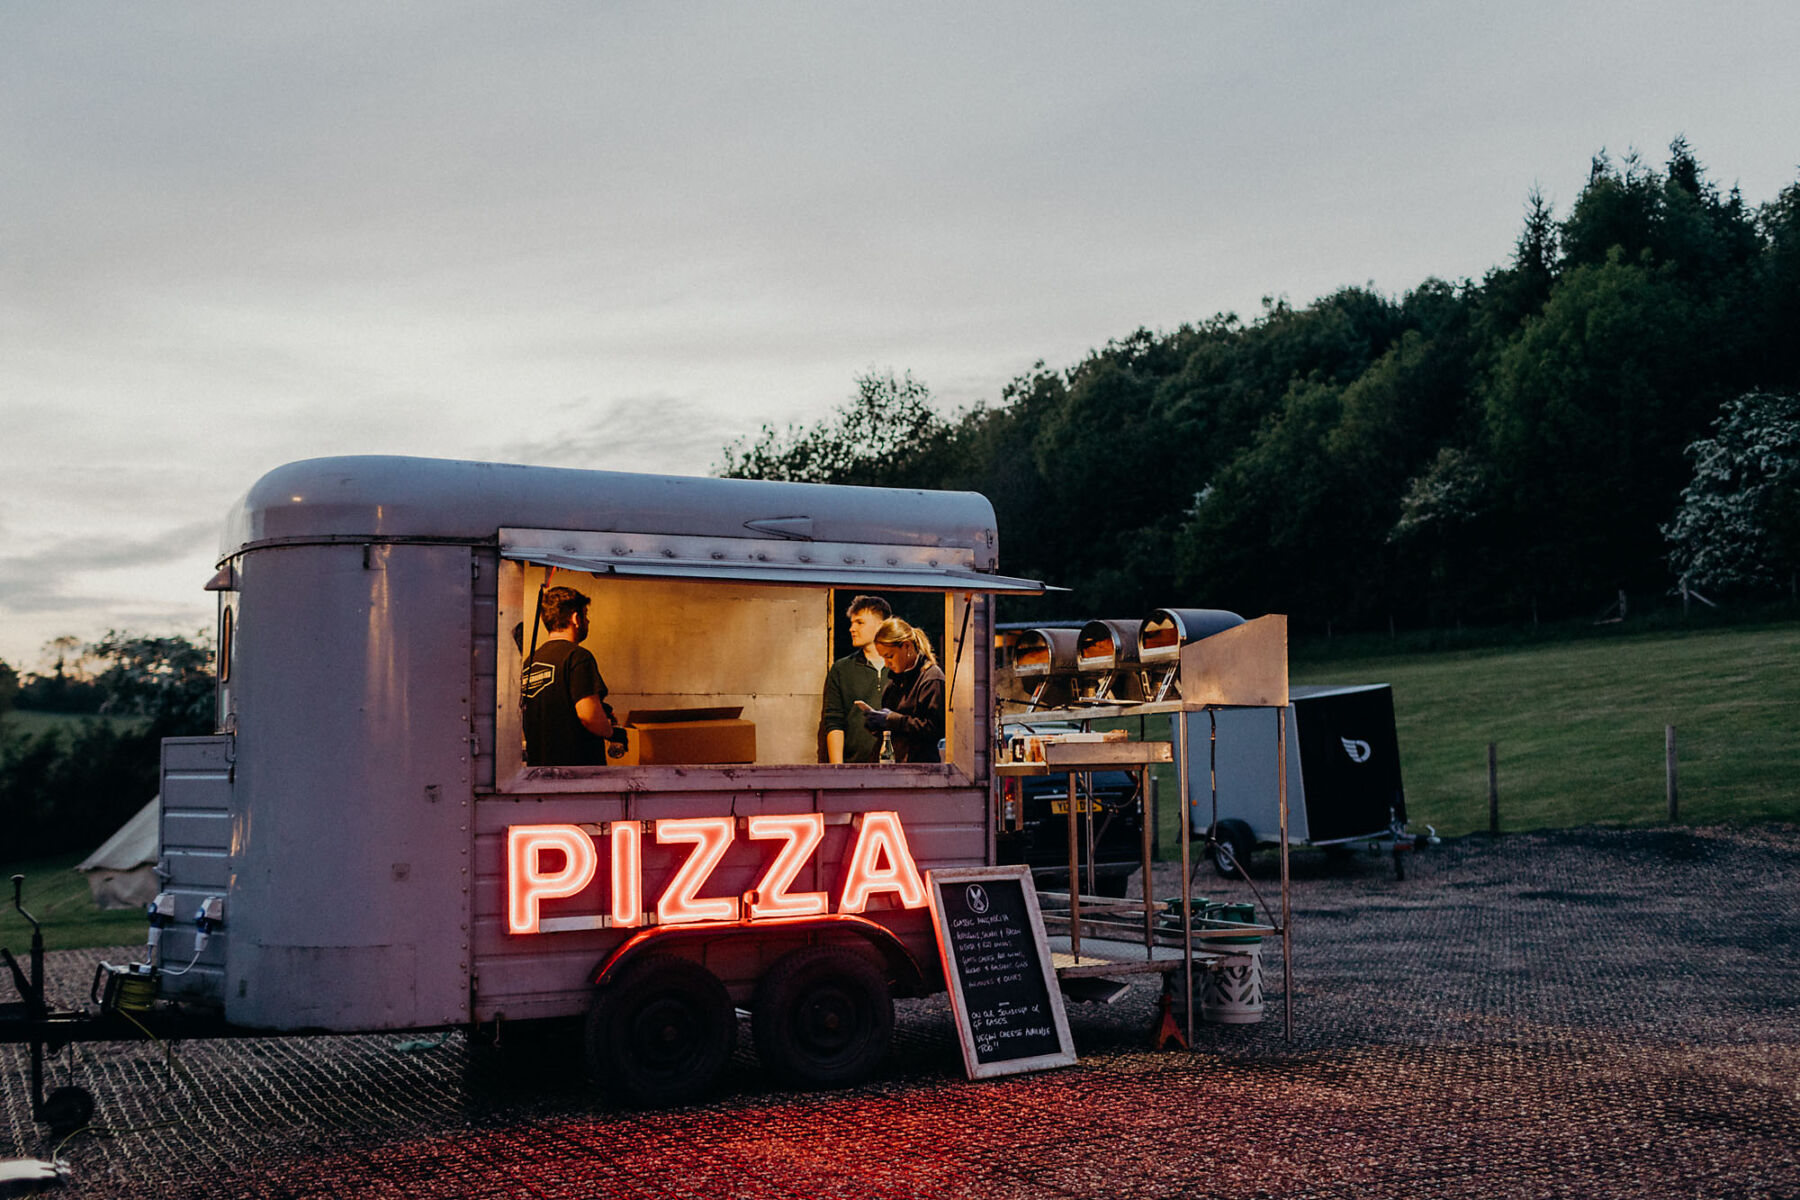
xmin=862 ymin=707 xmax=894 ymax=732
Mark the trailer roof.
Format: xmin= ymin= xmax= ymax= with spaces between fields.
xmin=224 ymin=456 xmax=1010 ymax=568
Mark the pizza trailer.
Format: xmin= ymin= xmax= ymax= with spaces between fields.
xmin=8 ymin=454 xmax=1207 ymax=1125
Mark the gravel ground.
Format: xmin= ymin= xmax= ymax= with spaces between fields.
xmin=4 ymin=824 xmax=1797 ymax=1199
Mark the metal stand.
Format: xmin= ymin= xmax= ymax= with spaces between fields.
xmin=1000 ymin=699 xmax=1293 ymax=1046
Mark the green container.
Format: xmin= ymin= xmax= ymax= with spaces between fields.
xmin=1159 ymin=896 xmax=1210 ymax=931
xmin=1202 ymin=902 xmax=1261 ymax=944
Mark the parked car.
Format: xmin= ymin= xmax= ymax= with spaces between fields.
xmin=995 ymin=765 xmax=1144 ymax=897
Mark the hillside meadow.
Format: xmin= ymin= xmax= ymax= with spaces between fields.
xmin=1103 ymin=620 xmax=1798 ymax=852
xmin=1296 ymin=621 xmax=1800 ymax=837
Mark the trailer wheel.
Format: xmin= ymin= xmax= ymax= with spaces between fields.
xmin=1210 ymin=819 xmax=1255 ymax=879
xmin=752 ymin=946 xmax=893 ymax=1089
xmin=586 ymin=954 xmax=736 ymax=1107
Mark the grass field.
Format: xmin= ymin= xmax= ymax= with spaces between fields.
xmin=1300 ymin=620 xmax=1800 ymax=837
xmin=1096 ymin=621 xmax=1800 ymax=852
xmin=0 ymin=851 xmax=145 ymax=953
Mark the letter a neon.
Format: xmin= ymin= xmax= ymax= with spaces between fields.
xmin=838 ymin=811 xmax=927 ymax=914
xmin=507 ymin=825 xmax=598 ymax=934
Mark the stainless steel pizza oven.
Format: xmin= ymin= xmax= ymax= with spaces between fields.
xmin=1011 ymin=627 xmax=1080 ymax=678
xmin=1137 ymin=606 xmax=1246 ymax=700
xmin=1076 ymin=619 xmax=1143 ymax=702
xmin=1076 ymin=619 xmax=1139 ymax=672
xmin=1137 ymin=608 xmax=1245 ymax=664
xmin=1008 ymin=626 xmax=1082 ymax=710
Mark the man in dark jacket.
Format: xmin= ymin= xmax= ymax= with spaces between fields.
xmin=521 ymin=585 xmax=614 ymax=765
xmin=821 ymin=594 xmax=890 ymax=762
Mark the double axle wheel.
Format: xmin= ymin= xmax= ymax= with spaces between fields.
xmin=586 ymin=953 xmax=736 ymax=1107
xmin=751 ymin=946 xmax=893 ymax=1090
xmin=586 ymin=945 xmax=896 ymax=1106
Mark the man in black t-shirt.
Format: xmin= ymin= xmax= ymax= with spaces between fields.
xmin=521 ymin=585 xmax=614 ymax=765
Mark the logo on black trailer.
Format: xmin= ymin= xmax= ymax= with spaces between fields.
xmin=1340 ymin=737 xmax=1372 ymax=763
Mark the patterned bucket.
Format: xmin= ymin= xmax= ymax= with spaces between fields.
xmin=1200 ymin=943 xmax=1264 ymax=1024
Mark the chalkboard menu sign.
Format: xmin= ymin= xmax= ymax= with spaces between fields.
xmin=927 ymin=866 xmax=1077 ymax=1079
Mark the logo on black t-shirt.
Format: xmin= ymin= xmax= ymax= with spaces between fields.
xmin=522 ymin=662 xmax=556 ymax=698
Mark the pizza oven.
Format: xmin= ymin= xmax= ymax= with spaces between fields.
xmin=1137 ymin=607 xmax=1246 ymax=700
xmin=1005 ymin=626 xmax=1083 ymax=710
xmin=1011 ymin=627 xmax=1080 ymax=678
xmin=1076 ymin=619 xmax=1143 ymax=702
xmin=1137 ymin=608 xmax=1245 ymax=664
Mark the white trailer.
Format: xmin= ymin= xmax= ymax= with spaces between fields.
xmin=9 ymin=455 xmax=1046 ymax=1113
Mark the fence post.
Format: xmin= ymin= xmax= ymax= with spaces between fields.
xmin=1487 ymin=742 xmax=1499 ymax=835
xmin=1666 ymin=725 xmax=1678 ymax=822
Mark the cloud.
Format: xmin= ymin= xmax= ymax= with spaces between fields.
xmin=0 ymin=521 xmax=217 ymax=610
xmin=493 ymin=393 xmax=750 ymax=477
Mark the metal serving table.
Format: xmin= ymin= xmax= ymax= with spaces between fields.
xmin=997 ymin=719 xmax=1290 ymax=1044
xmin=997 ymin=738 xmax=1280 ymax=1044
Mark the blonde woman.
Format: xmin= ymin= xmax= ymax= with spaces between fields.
xmin=854 ymin=617 xmax=946 ymax=763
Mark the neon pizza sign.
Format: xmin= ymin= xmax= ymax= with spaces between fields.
xmin=507 ymin=811 xmax=928 ymax=935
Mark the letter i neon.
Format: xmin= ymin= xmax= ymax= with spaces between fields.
xmin=610 ymin=821 xmax=642 ymax=928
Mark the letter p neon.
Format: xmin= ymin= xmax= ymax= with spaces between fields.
xmin=507 ymin=824 xmax=598 ymax=934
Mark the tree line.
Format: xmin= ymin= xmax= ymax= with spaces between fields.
xmin=719 ymin=140 xmax=1800 ymax=633
xmin=0 ymin=632 xmax=214 ymax=858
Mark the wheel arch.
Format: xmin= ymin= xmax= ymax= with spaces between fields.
xmin=590 ymin=915 xmax=931 ymax=998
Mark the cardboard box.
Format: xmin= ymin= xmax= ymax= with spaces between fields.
xmin=614 ymin=707 xmax=756 ymax=766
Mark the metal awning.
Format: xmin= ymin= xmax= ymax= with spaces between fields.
xmin=500 ymin=528 xmax=1046 ymax=594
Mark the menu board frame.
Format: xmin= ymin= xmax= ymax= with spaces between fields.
xmin=926 ymin=865 xmax=1077 ymax=1079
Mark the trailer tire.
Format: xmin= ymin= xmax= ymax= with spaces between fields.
xmin=1210 ymin=819 xmax=1255 ymax=879
xmin=586 ymin=954 xmax=736 ymax=1107
xmin=752 ymin=946 xmax=893 ymax=1090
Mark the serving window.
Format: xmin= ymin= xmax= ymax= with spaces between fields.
xmin=491 ymin=526 xmax=1037 ymax=791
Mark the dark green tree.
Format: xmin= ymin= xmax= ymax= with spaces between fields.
xmin=1756 ymin=180 xmax=1800 ymax=386
xmin=86 ymin=630 xmax=216 ymax=736
xmin=1663 ymin=389 xmax=1800 ymax=598
xmin=716 ymin=369 xmax=951 ymax=487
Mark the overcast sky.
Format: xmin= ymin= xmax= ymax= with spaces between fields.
xmin=4 ymin=2 xmax=1798 ymax=671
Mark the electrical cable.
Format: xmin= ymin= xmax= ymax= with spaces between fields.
xmin=43 ymin=1008 xmax=199 ymax=1172
xmin=157 ymin=948 xmax=205 ymax=978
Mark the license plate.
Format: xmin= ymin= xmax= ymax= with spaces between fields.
xmin=1050 ymin=798 xmax=1099 ymax=814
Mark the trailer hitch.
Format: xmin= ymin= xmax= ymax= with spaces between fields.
xmin=2 ymin=875 xmax=97 ymax=1133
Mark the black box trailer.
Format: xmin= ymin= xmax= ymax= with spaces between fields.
xmin=1185 ymin=683 xmax=1432 ymax=878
